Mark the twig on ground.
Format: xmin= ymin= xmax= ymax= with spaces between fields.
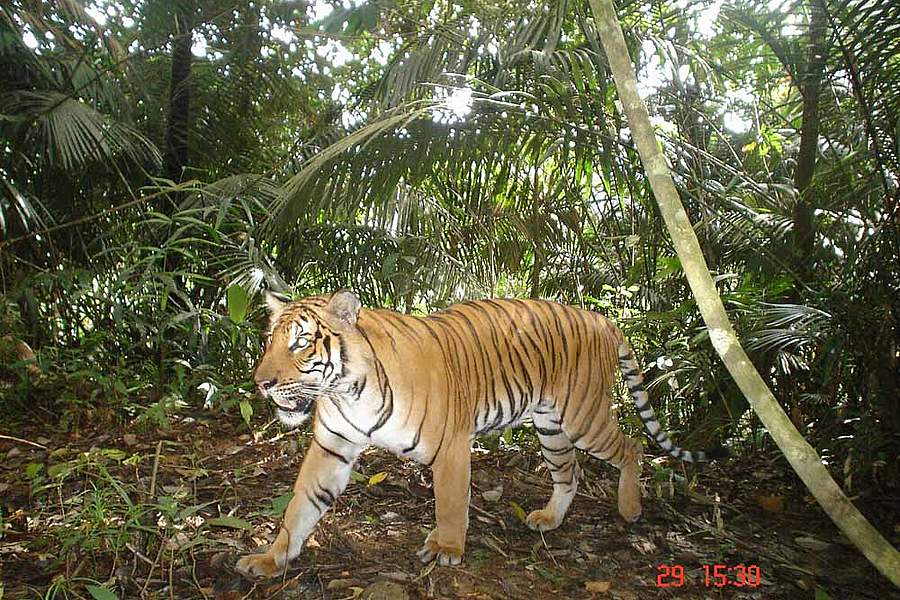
xmin=239 ymin=583 xmax=259 ymax=600
xmin=0 ymin=433 xmax=48 ymax=449
xmin=538 ymin=530 xmax=561 ymax=569
xmin=481 ymin=534 xmax=509 ymax=558
xmin=169 ymin=548 xmax=175 ymax=600
xmin=189 ymin=549 xmax=210 ymax=599
xmin=139 ymin=537 xmax=166 ymax=597
xmin=262 ymin=572 xmax=305 ymax=599
xmin=470 ymin=502 xmax=505 ymax=528
xmin=127 ymin=543 xmax=155 ymax=566
xmin=149 ymin=440 xmax=163 ymax=498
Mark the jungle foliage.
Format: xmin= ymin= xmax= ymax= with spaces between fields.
xmin=1 ymin=0 xmax=898 ymax=490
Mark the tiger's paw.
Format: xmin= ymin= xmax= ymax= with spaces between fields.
xmin=417 ymin=533 xmax=463 ymax=566
xmin=525 ymin=508 xmax=562 ymax=532
xmin=617 ymin=494 xmax=642 ymax=523
xmin=235 ymin=553 xmax=282 ymax=578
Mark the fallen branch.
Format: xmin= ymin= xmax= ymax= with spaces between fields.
xmin=0 ymin=434 xmax=48 ymax=449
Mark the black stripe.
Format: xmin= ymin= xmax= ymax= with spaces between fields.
xmin=354 ymin=375 xmax=367 ymax=401
xmin=313 ymin=437 xmax=351 ymax=464
xmin=305 ymin=490 xmax=324 ymax=512
xmin=479 ymin=303 xmax=535 ymax=400
xmin=540 ymin=442 xmax=572 ymax=456
xmin=447 ymin=309 xmax=495 ymax=427
xmin=318 ymin=417 xmax=354 ymax=444
xmin=627 ymin=381 xmax=646 ymax=393
xmin=330 ymin=399 xmax=368 ymax=435
xmin=315 ymin=486 xmax=335 ymax=507
xmin=427 ymin=416 xmax=449 ymax=467
xmin=542 ymin=454 xmax=569 ymax=469
xmin=535 ymin=426 xmax=563 ymax=436
xmin=403 ymin=407 xmax=426 ymax=454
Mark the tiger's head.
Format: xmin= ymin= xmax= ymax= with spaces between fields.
xmin=254 ymin=290 xmax=367 ymax=428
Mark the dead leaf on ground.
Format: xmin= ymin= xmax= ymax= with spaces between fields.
xmin=795 ymin=535 xmax=831 ymax=552
xmin=482 ymin=486 xmax=503 ymax=502
xmin=585 ymin=580 xmax=611 ymax=593
xmin=755 ymin=494 xmax=785 ymax=513
xmin=328 ymin=578 xmax=362 ymax=591
xmin=630 ymin=538 xmax=657 ymax=555
xmin=361 ymin=580 xmax=408 ymax=600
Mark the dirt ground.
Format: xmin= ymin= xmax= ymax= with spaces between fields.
xmin=1 ymin=412 xmax=898 ymax=600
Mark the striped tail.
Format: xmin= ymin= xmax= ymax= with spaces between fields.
xmin=616 ymin=340 xmax=728 ymax=463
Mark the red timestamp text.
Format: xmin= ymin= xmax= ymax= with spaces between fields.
xmin=656 ymin=564 xmax=762 ymax=588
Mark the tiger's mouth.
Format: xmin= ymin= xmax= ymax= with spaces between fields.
xmin=272 ymin=395 xmax=313 ymax=414
xmin=275 ymin=398 xmax=314 ymax=429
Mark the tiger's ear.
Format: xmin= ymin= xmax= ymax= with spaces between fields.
xmin=264 ymin=291 xmax=291 ymax=317
xmin=327 ymin=290 xmax=361 ymax=326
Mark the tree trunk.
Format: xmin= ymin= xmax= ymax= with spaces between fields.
xmin=792 ymin=0 xmax=828 ymax=272
xmin=163 ymin=4 xmax=194 ymax=203
xmin=157 ymin=3 xmax=195 ymax=398
xmin=586 ymin=0 xmax=900 ymax=586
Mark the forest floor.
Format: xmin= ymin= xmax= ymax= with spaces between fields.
xmin=1 ymin=410 xmax=898 ymax=600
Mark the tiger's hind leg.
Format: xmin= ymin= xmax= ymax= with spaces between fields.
xmin=578 ymin=418 xmax=643 ymax=523
xmin=526 ymin=408 xmax=581 ymax=532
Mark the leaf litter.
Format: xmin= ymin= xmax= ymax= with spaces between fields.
xmin=0 ymin=412 xmax=895 ymax=599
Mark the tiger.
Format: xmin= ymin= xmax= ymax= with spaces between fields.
xmin=235 ymin=290 xmax=726 ymax=577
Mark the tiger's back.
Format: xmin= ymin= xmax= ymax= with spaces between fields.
xmin=353 ymin=300 xmax=626 ymax=461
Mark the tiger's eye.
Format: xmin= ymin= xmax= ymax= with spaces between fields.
xmin=291 ymin=337 xmax=310 ymax=352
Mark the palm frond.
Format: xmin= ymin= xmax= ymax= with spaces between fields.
xmin=1 ymin=90 xmax=161 ymax=171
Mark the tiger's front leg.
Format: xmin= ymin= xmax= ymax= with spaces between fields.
xmin=236 ymin=431 xmax=361 ymax=578
xmin=417 ymin=439 xmax=471 ymax=566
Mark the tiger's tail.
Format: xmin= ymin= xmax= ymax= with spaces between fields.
xmin=616 ymin=339 xmax=728 ymax=463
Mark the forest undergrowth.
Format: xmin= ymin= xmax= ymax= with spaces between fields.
xmin=0 ymin=380 xmax=896 ymax=600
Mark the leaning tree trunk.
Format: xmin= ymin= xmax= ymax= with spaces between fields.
xmin=586 ymin=0 xmax=900 ymax=586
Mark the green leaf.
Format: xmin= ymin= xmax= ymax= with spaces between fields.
xmin=509 ymin=500 xmax=527 ymax=523
xmin=48 ymin=461 xmax=76 ymax=479
xmin=207 ymin=516 xmax=253 ymax=530
xmin=239 ymin=399 xmax=253 ymax=426
xmin=815 ymin=589 xmax=833 ymax=600
xmin=99 ymin=448 xmax=127 ymax=462
xmin=227 ymin=284 xmax=249 ymax=324
xmin=85 ymin=585 xmax=118 ymax=600
xmin=367 ymin=471 xmax=388 ymax=486
xmin=268 ymin=492 xmax=294 ymax=516
xmin=349 ymin=470 xmax=367 ymax=484
xmin=24 ymin=462 xmax=43 ymax=479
